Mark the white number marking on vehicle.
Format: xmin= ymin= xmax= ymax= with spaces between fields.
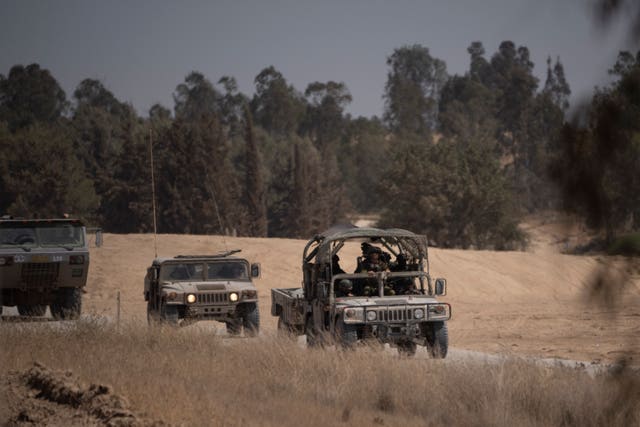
xmin=14 ymin=255 xmax=25 ymax=263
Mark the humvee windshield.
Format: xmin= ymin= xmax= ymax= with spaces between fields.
xmin=160 ymin=261 xmax=248 ymax=281
xmin=0 ymin=223 xmax=85 ymax=249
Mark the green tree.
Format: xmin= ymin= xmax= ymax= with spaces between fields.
xmin=302 ymin=81 xmax=352 ymax=149
xmin=551 ymin=51 xmax=640 ymax=241
xmin=0 ymin=123 xmax=98 ymax=218
xmin=174 ymin=71 xmax=221 ymax=121
xmin=251 ymin=66 xmax=306 ymax=136
xmin=383 ymin=45 xmax=447 ymax=136
xmin=243 ymin=105 xmax=267 ymax=237
xmin=0 ymin=64 xmax=68 ymax=132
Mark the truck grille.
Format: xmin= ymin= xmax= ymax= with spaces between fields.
xmin=371 ymin=306 xmax=415 ymax=323
xmin=21 ymin=262 xmax=60 ymax=287
xmin=197 ymin=292 xmax=229 ymax=304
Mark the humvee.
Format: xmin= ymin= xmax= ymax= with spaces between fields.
xmin=271 ymin=225 xmax=451 ymax=357
xmin=0 ymin=217 xmax=93 ymax=319
xmin=144 ymin=250 xmax=261 ymax=336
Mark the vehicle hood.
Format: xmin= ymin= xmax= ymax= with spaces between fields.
xmin=161 ymin=280 xmax=254 ymax=293
xmin=335 ymin=295 xmax=440 ymax=307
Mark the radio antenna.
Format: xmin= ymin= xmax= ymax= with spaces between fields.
xmin=150 ymin=127 xmax=158 ymax=258
xmin=205 ymin=177 xmax=229 ymax=252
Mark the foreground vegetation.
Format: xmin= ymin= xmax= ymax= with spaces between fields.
xmin=1 ymin=319 xmax=638 ymax=426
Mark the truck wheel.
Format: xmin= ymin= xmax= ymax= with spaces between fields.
xmin=159 ymin=303 xmax=179 ymax=325
xmin=425 ymin=321 xmax=449 ymax=359
xmin=18 ymin=305 xmax=47 ymax=317
xmin=397 ymin=341 xmax=417 ymax=357
xmin=305 ymin=316 xmax=320 ymax=348
xmin=226 ymin=321 xmax=241 ymax=336
xmin=147 ymin=302 xmax=160 ymax=326
xmin=242 ymin=303 xmax=260 ymax=337
xmin=50 ymin=288 xmax=82 ymax=320
xmin=335 ymin=318 xmax=357 ymax=349
xmin=277 ymin=315 xmax=296 ymax=337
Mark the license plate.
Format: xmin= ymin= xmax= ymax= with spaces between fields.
xmin=31 ymin=255 xmax=49 ymax=263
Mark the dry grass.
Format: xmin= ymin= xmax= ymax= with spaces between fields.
xmin=1 ymin=318 xmax=638 ymax=426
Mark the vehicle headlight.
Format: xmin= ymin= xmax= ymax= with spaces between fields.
xmin=186 ymin=293 xmax=197 ymax=304
xmin=166 ymin=291 xmax=178 ymax=301
xmin=343 ymin=307 xmax=364 ymax=323
xmin=366 ymin=310 xmax=377 ymax=321
xmin=229 ymin=292 xmax=239 ymax=302
xmin=414 ymin=308 xmax=424 ymax=319
xmin=428 ymin=304 xmax=448 ymax=318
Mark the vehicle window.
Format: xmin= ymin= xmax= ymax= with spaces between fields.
xmin=207 ymin=262 xmax=248 ymax=280
xmin=161 ymin=263 xmax=203 ymax=281
xmin=0 ymin=227 xmax=37 ymax=247
xmin=37 ymin=224 xmax=84 ymax=247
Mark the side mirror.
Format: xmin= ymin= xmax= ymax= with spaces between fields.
xmin=95 ymin=229 xmax=103 ymax=247
xmin=435 ymin=278 xmax=447 ymax=296
xmin=250 ymin=263 xmax=261 ymax=278
xmin=147 ymin=267 xmax=158 ymax=281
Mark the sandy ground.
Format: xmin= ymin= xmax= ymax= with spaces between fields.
xmin=4 ymin=216 xmax=640 ymax=365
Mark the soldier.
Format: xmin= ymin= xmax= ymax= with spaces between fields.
xmin=335 ymin=279 xmax=354 ymax=297
xmin=356 ymin=246 xmax=391 ymax=296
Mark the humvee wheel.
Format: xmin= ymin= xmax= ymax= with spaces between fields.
xmin=335 ymin=318 xmax=357 ymax=349
xmin=397 ymin=341 xmax=417 ymax=357
xmin=242 ymin=303 xmax=260 ymax=337
xmin=305 ymin=316 xmax=321 ymax=348
xmin=425 ymin=321 xmax=449 ymax=359
xmin=226 ymin=321 xmax=241 ymax=336
xmin=18 ymin=305 xmax=47 ymax=317
xmin=159 ymin=303 xmax=179 ymax=325
xmin=50 ymin=288 xmax=82 ymax=320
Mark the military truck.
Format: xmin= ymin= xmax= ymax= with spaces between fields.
xmin=271 ymin=226 xmax=451 ymax=357
xmin=144 ymin=250 xmax=261 ymax=336
xmin=0 ymin=217 xmax=92 ymax=319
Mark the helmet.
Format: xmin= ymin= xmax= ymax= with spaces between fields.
xmin=338 ymin=279 xmax=353 ymax=292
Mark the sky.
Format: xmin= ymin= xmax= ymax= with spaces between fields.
xmin=0 ymin=0 xmax=634 ymax=118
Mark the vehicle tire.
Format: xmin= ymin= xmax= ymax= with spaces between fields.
xmin=50 ymin=288 xmax=82 ymax=320
xmin=277 ymin=315 xmax=297 ymax=337
xmin=18 ymin=305 xmax=47 ymax=317
xmin=305 ymin=315 xmax=320 ymax=348
xmin=147 ymin=302 xmax=160 ymax=326
xmin=226 ymin=321 xmax=241 ymax=336
xmin=159 ymin=303 xmax=179 ymax=325
xmin=335 ymin=318 xmax=357 ymax=349
xmin=242 ymin=303 xmax=260 ymax=337
xmin=397 ymin=341 xmax=417 ymax=357
xmin=425 ymin=321 xmax=449 ymax=359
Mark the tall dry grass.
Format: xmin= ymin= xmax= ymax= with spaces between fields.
xmin=1 ymin=318 xmax=638 ymax=426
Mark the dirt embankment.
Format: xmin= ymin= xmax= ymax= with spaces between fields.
xmin=1 ymin=362 xmax=164 ymax=426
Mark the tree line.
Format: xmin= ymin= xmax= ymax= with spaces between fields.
xmin=1 ymin=41 xmax=638 ymax=248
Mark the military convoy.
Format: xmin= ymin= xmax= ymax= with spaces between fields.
xmin=271 ymin=225 xmax=451 ymax=357
xmin=144 ymin=250 xmax=262 ymax=336
xmin=2 ymin=214 xmax=452 ymax=357
xmin=0 ymin=217 xmax=92 ymax=319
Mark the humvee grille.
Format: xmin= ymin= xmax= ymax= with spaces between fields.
xmin=197 ymin=292 xmax=229 ymax=304
xmin=21 ymin=262 xmax=60 ymax=287
xmin=372 ymin=307 xmax=414 ymax=322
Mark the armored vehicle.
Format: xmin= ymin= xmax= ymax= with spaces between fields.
xmin=144 ymin=250 xmax=261 ymax=336
xmin=0 ymin=217 xmax=91 ymax=319
xmin=271 ymin=225 xmax=450 ymax=357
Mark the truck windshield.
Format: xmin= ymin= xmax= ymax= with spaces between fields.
xmin=0 ymin=223 xmax=85 ymax=249
xmin=160 ymin=263 xmax=204 ymax=281
xmin=207 ymin=262 xmax=248 ymax=280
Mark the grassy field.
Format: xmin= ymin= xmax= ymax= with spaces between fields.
xmin=1 ymin=318 xmax=638 ymax=426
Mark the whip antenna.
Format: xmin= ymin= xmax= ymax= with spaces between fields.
xmin=150 ymin=127 xmax=158 ymax=258
xmin=205 ymin=177 xmax=229 ymax=252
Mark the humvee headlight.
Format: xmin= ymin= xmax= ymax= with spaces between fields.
xmin=229 ymin=292 xmax=239 ymax=302
xmin=242 ymin=289 xmax=257 ymax=299
xmin=343 ymin=307 xmax=364 ymax=323
xmin=186 ymin=293 xmax=197 ymax=304
xmin=414 ymin=308 xmax=424 ymax=319
xmin=166 ymin=291 xmax=178 ymax=301
xmin=366 ymin=311 xmax=377 ymax=321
